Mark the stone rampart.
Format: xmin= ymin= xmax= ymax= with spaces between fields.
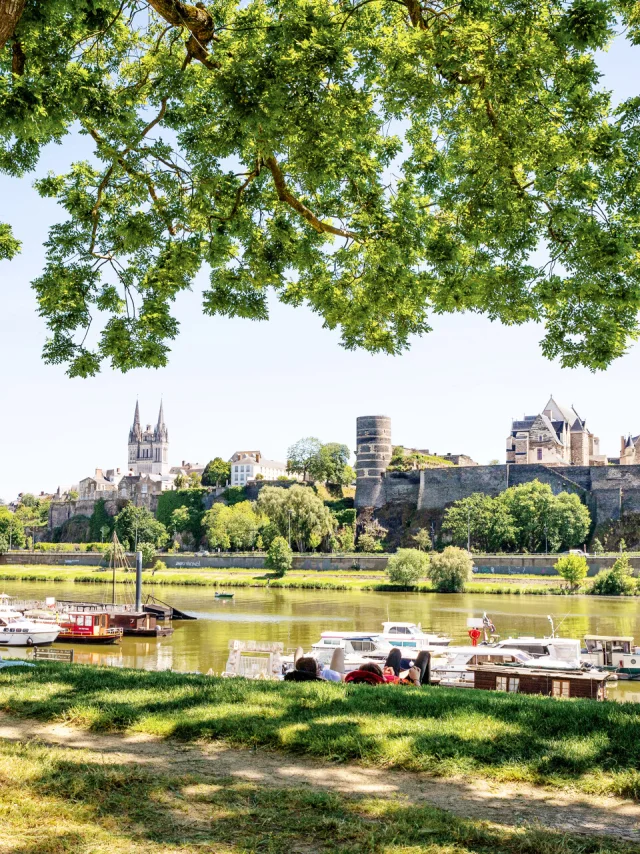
xmin=357 ymin=462 xmax=640 ymax=533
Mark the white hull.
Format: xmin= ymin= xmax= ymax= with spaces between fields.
xmin=0 ymin=627 xmax=60 ymax=646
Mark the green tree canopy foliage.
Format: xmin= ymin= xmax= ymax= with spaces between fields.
xmin=201 ymin=457 xmax=231 ymax=487
xmin=554 ymin=553 xmax=589 ymax=590
xmin=256 ymin=485 xmax=335 ymax=551
xmin=203 ymin=500 xmax=264 ymax=550
xmin=88 ymin=498 xmax=114 ymax=542
xmin=114 ymin=503 xmax=168 ymax=549
xmin=138 ymin=541 xmax=157 ymax=565
xmin=412 ymin=528 xmax=432 ymax=552
xmin=442 ymin=481 xmax=591 ymax=553
xmin=156 ymin=488 xmax=206 ymax=541
xmin=308 ymin=443 xmax=353 ymax=485
xmin=5 ymin=1 xmax=640 ymax=374
xmin=0 ymin=507 xmax=25 ymax=549
xmin=386 ymin=548 xmax=429 ymax=586
xmin=287 ymin=438 xmax=323 ymax=481
xmin=427 ymin=546 xmax=473 ymax=592
xmin=265 ymin=535 xmax=293 ymax=576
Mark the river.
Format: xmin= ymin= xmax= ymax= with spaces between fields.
xmin=2 ymin=579 xmax=639 ymax=701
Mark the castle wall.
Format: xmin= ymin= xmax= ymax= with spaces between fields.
xmin=360 ymin=462 xmax=640 ymax=533
xmin=355 ymin=416 xmax=392 ymax=508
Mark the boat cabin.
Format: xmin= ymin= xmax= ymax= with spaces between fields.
xmin=583 ymin=636 xmax=637 ymax=667
xmin=469 ymin=665 xmax=611 ymax=700
xmin=108 ymin=611 xmax=173 ymax=637
xmin=58 ymin=610 xmax=122 ymax=642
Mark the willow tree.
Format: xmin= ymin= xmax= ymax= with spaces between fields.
xmin=1 ymin=0 xmax=640 ymax=375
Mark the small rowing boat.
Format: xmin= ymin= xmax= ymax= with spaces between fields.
xmin=215 ymin=592 xmax=234 ymax=599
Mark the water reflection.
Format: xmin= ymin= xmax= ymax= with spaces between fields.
xmin=1 ymin=579 xmax=639 ymax=700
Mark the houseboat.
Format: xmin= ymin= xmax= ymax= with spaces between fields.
xmin=0 ymin=609 xmax=60 ymax=647
xmin=582 ymin=635 xmax=640 ymax=679
xmin=108 ymin=610 xmax=173 ymax=637
xmin=469 ymin=664 xmax=612 ymax=700
xmin=56 ymin=610 xmax=122 ymax=645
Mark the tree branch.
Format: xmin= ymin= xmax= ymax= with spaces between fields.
xmin=265 ymin=155 xmax=360 ymax=240
xmin=147 ymin=0 xmax=219 ymax=68
xmin=0 ymin=0 xmax=25 ymax=51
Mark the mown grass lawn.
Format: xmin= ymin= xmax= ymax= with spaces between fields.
xmin=0 ymin=736 xmax=633 ymax=854
xmin=1 ymin=663 xmax=639 ymax=801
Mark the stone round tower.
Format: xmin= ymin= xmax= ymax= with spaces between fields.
xmin=355 ymin=416 xmax=392 ymax=508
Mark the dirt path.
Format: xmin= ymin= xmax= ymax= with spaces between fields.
xmin=1 ymin=713 xmax=638 ymax=842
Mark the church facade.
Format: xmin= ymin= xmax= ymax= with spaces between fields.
xmin=128 ymin=401 xmax=170 ymax=476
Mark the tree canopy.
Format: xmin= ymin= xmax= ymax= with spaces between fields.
xmin=442 ymin=480 xmax=591 ymax=553
xmin=201 ymin=457 xmax=231 ymax=487
xmin=2 ymin=0 xmax=640 ymax=375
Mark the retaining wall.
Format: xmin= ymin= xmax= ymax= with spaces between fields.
xmin=0 ymin=551 xmax=637 ymax=576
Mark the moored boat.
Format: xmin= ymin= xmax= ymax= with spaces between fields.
xmin=378 ymin=621 xmax=451 ymax=650
xmin=108 ymin=610 xmax=174 ymax=637
xmin=0 ymin=609 xmax=60 ymax=647
xmin=215 ymin=592 xmax=234 ymax=599
xmin=582 ymin=635 xmax=640 ymax=678
xmin=56 ymin=610 xmax=122 ymax=645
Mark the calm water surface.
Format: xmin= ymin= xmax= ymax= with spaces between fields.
xmin=2 ymin=579 xmax=640 ymax=701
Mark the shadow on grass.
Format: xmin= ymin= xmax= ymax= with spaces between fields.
xmin=0 ymin=739 xmax=636 ymax=853
xmin=1 ymin=663 xmax=639 ymax=799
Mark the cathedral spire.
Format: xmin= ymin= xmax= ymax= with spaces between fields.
xmin=129 ymin=399 xmax=142 ymax=443
xmin=155 ymin=399 xmax=168 ymax=441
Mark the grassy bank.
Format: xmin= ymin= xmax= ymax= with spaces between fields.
xmin=1 ymin=737 xmax=632 ymax=854
xmin=1 ymin=663 xmax=639 ymax=800
xmin=0 ymin=564 xmax=566 ymax=594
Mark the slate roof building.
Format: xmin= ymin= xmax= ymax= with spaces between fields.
xmin=506 ymin=396 xmax=606 ymax=466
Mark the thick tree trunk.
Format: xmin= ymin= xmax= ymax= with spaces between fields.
xmin=0 ymin=0 xmax=25 ymax=50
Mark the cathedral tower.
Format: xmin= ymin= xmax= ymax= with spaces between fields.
xmin=128 ymin=400 xmax=170 ymax=475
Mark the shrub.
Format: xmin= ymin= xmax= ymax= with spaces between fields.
xmin=152 ymin=559 xmax=167 ymax=573
xmin=554 ymin=554 xmax=588 ymax=591
xmin=591 ymin=537 xmax=604 ymax=555
xmin=223 ymin=486 xmax=247 ymax=505
xmin=428 ymin=546 xmax=473 ymax=592
xmin=138 ymin=541 xmax=156 ymax=566
xmin=590 ymin=554 xmax=637 ymax=596
xmin=265 ymin=536 xmax=293 ymax=576
xmin=357 ymin=532 xmax=382 ymax=553
xmin=412 ymin=528 xmax=432 ymax=551
xmin=0 ymin=533 xmax=8 ymax=554
xmin=386 ymin=549 xmax=429 ymax=586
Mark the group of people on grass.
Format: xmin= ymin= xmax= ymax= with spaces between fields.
xmin=284 ymin=647 xmax=431 ymax=686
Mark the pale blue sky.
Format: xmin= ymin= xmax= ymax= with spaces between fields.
xmin=0 ymin=36 xmax=638 ymax=502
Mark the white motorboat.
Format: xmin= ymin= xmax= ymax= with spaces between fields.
xmin=0 ymin=609 xmax=60 ymax=646
xmin=486 ymin=636 xmax=583 ymax=669
xmin=310 ymin=632 xmax=393 ymax=671
xmin=378 ymin=622 xmax=452 ymax=651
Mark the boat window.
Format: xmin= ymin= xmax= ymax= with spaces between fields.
xmin=552 ymin=680 xmax=570 ymax=698
xmin=496 ymin=676 xmax=508 ymax=691
xmin=507 ymin=677 xmax=520 ymax=693
xmin=351 ymin=640 xmax=375 ymax=652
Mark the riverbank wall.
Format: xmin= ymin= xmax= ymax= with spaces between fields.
xmin=0 ymin=552 xmax=637 ymax=575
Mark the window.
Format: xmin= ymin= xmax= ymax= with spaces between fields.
xmin=496 ymin=676 xmax=508 ymax=691
xmin=496 ymin=675 xmax=519 ymax=692
xmin=508 ymin=677 xmax=520 ymax=692
xmin=552 ymin=680 xmax=570 ymax=698
xmin=537 ymin=448 xmax=543 ymax=461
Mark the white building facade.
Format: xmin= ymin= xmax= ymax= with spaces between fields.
xmin=230 ymin=451 xmax=292 ymax=486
